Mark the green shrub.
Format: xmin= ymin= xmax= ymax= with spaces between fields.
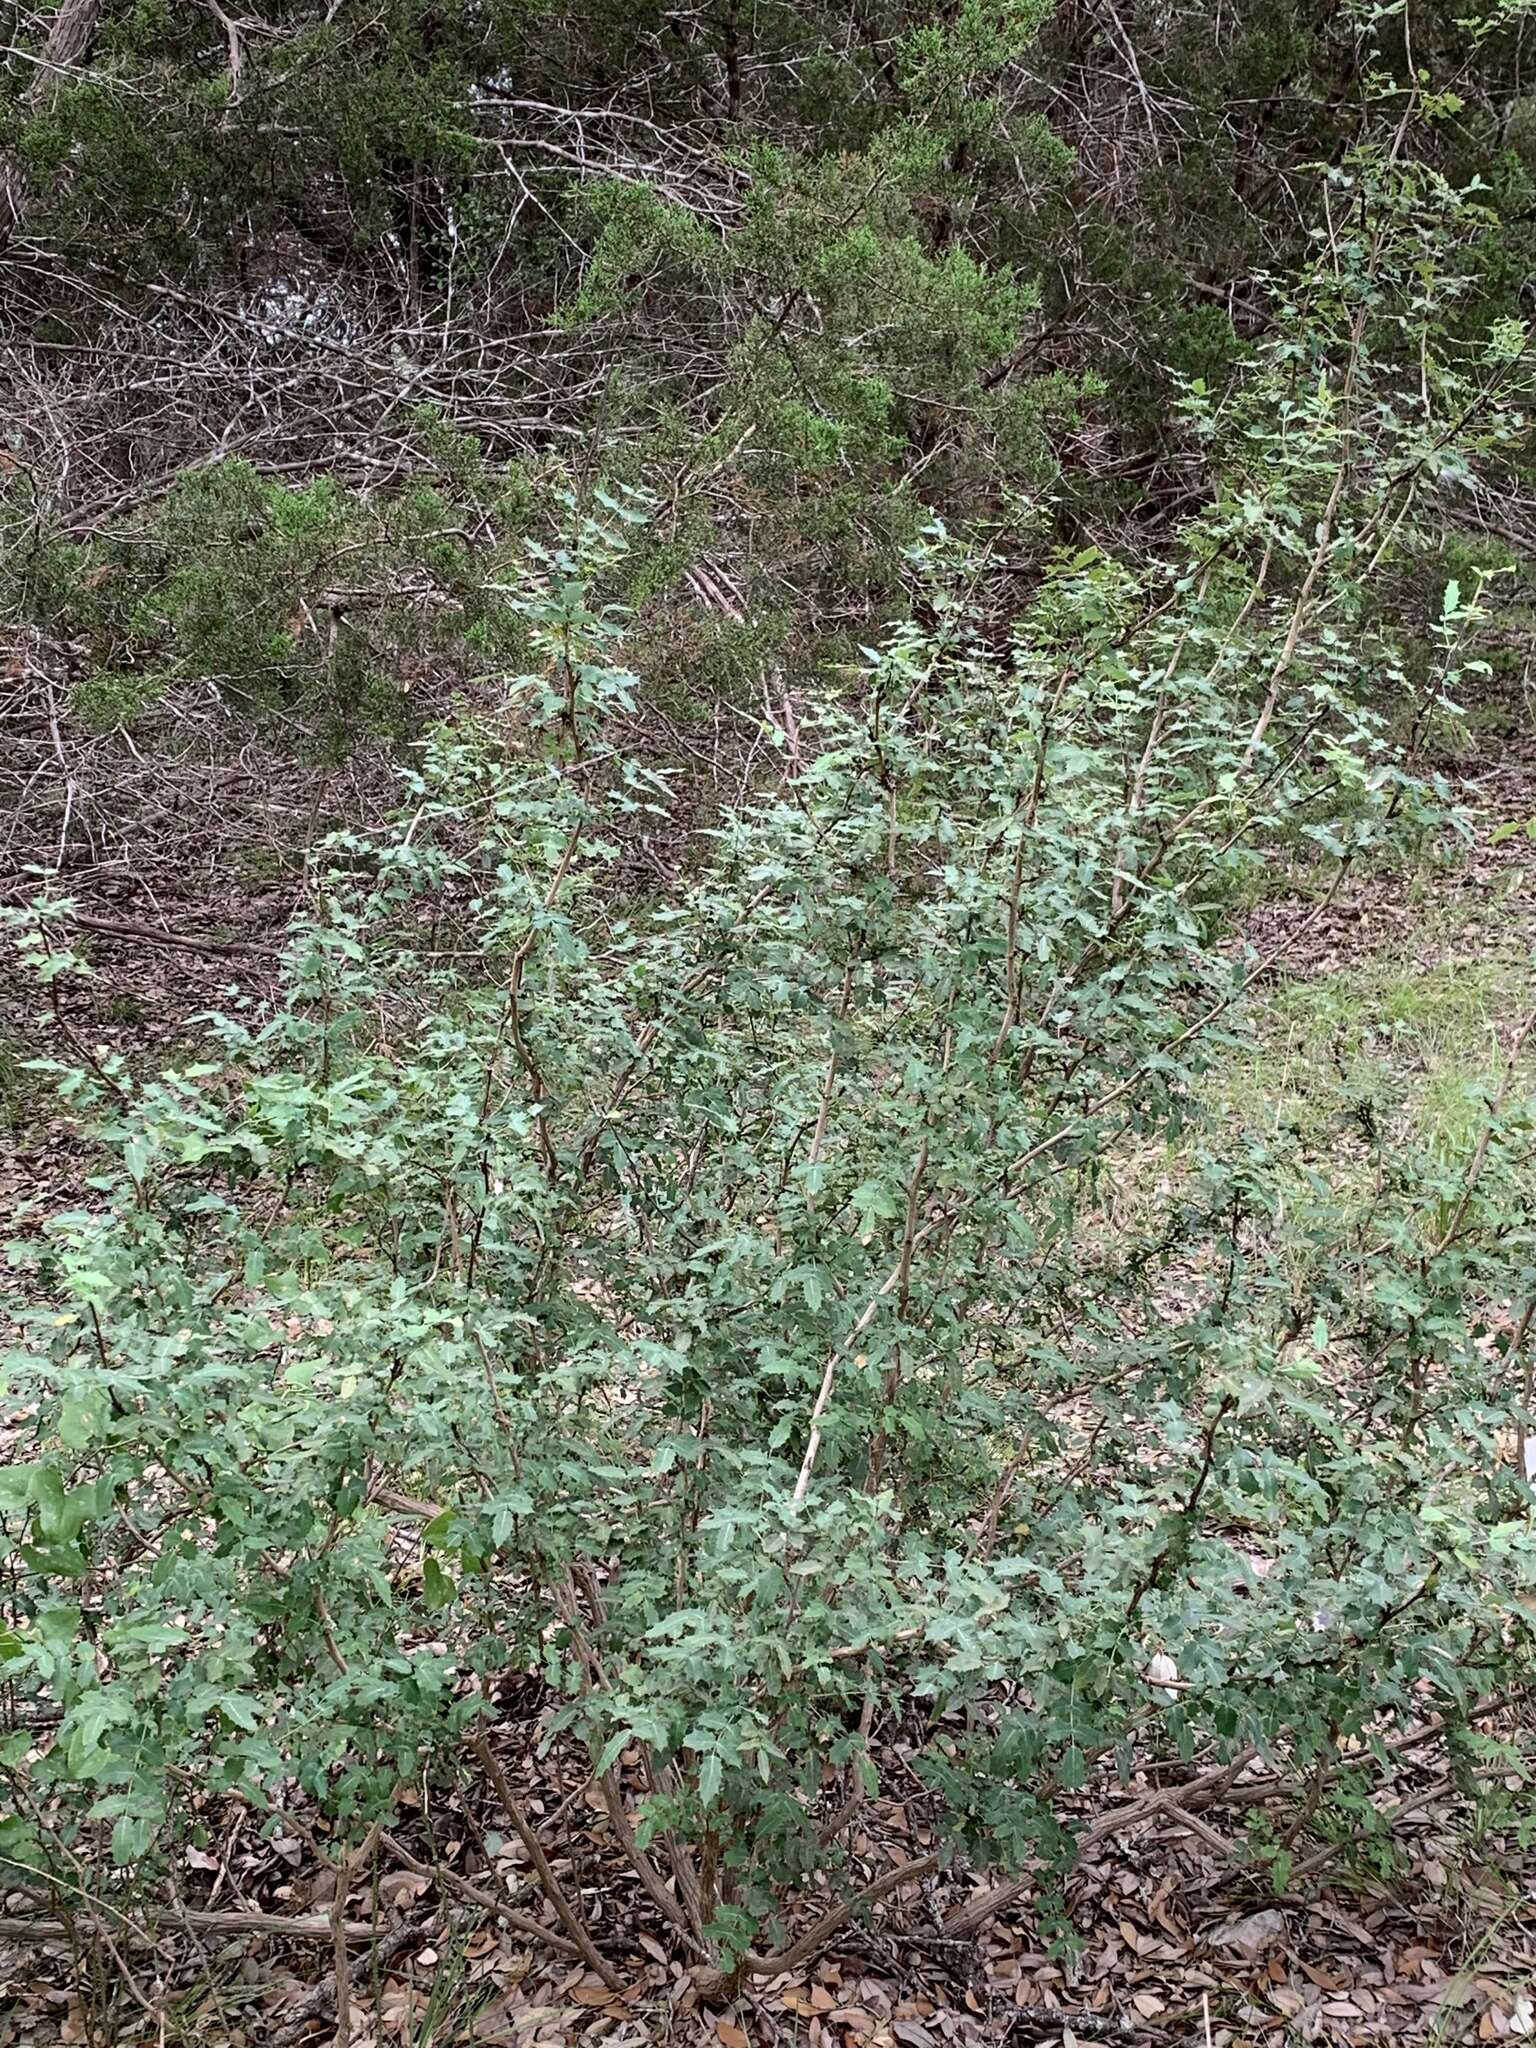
xmin=2 ymin=155 xmax=1534 ymax=1988
xmin=69 ymin=666 xmax=167 ymax=733
xmin=6 ymin=445 xmax=548 ymax=744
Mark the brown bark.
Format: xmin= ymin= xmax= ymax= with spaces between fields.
xmin=2 ymin=0 xmax=106 ymax=248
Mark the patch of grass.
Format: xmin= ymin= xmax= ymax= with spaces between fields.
xmin=1094 ymin=931 xmax=1532 ymax=1241
xmin=0 ymin=1030 xmax=46 ymax=1136
xmin=1215 ymin=949 xmax=1531 ymax=1167
xmin=101 ymin=991 xmax=150 ymax=1028
xmin=402 ymin=1926 xmax=505 ymax=2045
xmin=1274 ymin=953 xmax=1513 ymax=1053
xmin=235 ymin=841 xmax=307 ymax=886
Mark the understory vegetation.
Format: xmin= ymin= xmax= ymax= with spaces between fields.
xmin=3 ymin=0 xmax=1536 ymax=2042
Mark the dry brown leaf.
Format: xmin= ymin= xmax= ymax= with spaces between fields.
xmin=1214 ymin=1909 xmax=1286 ymax=1962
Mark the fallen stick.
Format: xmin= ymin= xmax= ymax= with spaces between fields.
xmin=1004 ymin=2010 xmax=1141 ymax=2042
xmin=377 ymin=1828 xmax=583 ymax=1961
xmin=270 ymin=1924 xmax=422 ymax=2048
xmin=943 ymin=1748 xmax=1261 ymax=1938
xmin=66 ymin=912 xmax=272 ymax=957
xmin=0 ymin=1908 xmax=383 ymax=1945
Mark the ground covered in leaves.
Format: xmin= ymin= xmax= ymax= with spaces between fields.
xmin=1 ymin=1696 xmax=1532 ymax=2047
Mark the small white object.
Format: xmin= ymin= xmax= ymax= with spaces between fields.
xmin=1146 ymin=1651 xmax=1180 ymax=1696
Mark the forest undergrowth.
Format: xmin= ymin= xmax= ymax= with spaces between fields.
xmin=4 ymin=1 xmax=1536 ymax=2042
xmin=3 ymin=631 xmax=1535 ymax=2048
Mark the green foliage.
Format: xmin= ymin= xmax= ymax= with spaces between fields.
xmin=11 ymin=0 xmax=1536 ymax=728
xmin=4 ymin=184 xmax=1534 ymax=1971
xmin=4 ymin=0 xmax=1084 ymax=689
xmin=5 ymin=448 xmax=548 ymax=738
xmin=6 ymin=0 xmax=1536 ymax=1988
xmin=68 ymin=666 xmax=164 ymax=733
